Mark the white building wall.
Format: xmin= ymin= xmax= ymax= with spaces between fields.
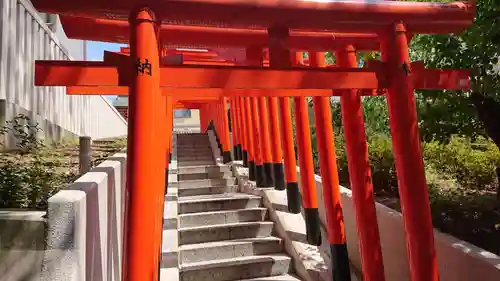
xmin=51 ymin=16 xmax=85 ymax=60
xmin=0 ymin=0 xmax=127 ymax=147
xmin=174 ymin=109 xmax=200 ymax=128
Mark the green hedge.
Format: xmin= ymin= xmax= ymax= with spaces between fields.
xmin=423 ymin=136 xmax=500 ymax=189
xmin=330 ymin=133 xmax=500 ymax=194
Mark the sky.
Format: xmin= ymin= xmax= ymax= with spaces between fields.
xmin=86 ymin=41 xmax=126 ymax=103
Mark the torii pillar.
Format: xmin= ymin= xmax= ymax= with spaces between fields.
xmin=125 ymin=8 xmax=166 ymax=281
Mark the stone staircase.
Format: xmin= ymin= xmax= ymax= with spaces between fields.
xmin=174 ymin=133 xmax=301 ymax=281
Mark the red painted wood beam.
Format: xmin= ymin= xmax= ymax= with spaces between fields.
xmin=103 ymin=50 xmax=130 ymax=65
xmin=32 ymin=0 xmax=474 ymax=33
xmin=66 ymin=86 xmax=358 ymax=97
xmin=164 ymin=49 xmax=220 ymax=57
xmin=59 ymin=16 xmax=381 ymax=51
xmin=70 ymin=86 xmax=385 ymax=97
xmin=109 ymin=50 xmax=217 ymax=59
xmin=367 ymin=60 xmax=471 ymax=90
xmin=67 ymin=86 xmax=224 ymax=100
xmin=36 ymin=60 xmax=470 ymax=91
xmin=180 ymin=58 xmax=234 ymax=64
xmin=32 ymin=0 xmax=475 ymax=33
xmin=105 ymin=50 xmax=236 ymax=66
xmin=35 ymin=61 xmax=125 ymax=86
xmin=175 ymin=104 xmax=202 ymax=109
xmin=35 ymin=60 xmax=385 ymax=89
xmin=68 ymin=86 xmax=346 ymax=97
xmin=175 ymin=100 xmax=215 ymax=109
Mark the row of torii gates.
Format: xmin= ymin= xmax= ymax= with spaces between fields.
xmin=32 ymin=1 xmax=474 ymax=281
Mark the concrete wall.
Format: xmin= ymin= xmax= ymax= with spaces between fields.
xmin=0 ymin=210 xmax=46 ymax=281
xmin=36 ymin=10 xmax=85 ymax=60
xmin=173 ymin=109 xmax=200 ymax=133
xmin=41 ymin=152 xmax=127 ymax=281
xmin=0 ymin=0 xmax=127 ymax=149
xmin=50 ymin=16 xmax=85 ymax=60
xmin=295 ymin=168 xmax=500 ymax=281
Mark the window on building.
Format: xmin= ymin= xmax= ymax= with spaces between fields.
xmin=174 ymin=109 xmax=191 ymax=118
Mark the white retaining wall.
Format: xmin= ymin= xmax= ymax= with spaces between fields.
xmin=41 ymin=152 xmax=127 ymax=281
xmin=294 ymin=168 xmax=500 ymax=281
xmin=0 ymin=211 xmax=46 ymax=281
xmin=0 ymin=0 xmax=127 ymax=148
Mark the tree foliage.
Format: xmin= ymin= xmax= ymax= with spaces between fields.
xmin=410 ymin=0 xmax=500 ymax=142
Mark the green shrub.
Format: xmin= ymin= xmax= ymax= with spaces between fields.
xmin=336 ymin=132 xmax=354 ymax=184
xmin=330 ymin=131 xmax=398 ymax=194
xmin=362 ymin=96 xmax=390 ymax=136
xmin=423 ymin=136 xmax=500 ymax=189
xmin=329 ymin=130 xmax=500 ymax=194
xmin=0 ymin=158 xmax=74 ymax=209
xmin=367 ymin=133 xmax=398 ymax=193
xmin=0 ymin=114 xmax=44 ymax=154
xmin=0 ymin=114 xmax=77 ymax=209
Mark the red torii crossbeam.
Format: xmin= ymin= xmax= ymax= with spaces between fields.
xmin=59 ymin=16 xmax=382 ymax=51
xmin=65 ymin=49 xmax=471 ymax=97
xmin=32 ymin=0 xmax=473 ymax=32
xmin=35 ymin=60 xmax=470 ymax=91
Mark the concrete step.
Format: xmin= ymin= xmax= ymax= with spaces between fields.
xmin=176 ymin=145 xmax=211 ymax=148
xmin=176 ymin=141 xmax=210 ymax=145
xmin=177 ymin=148 xmax=212 ymax=152
xmin=179 ymin=193 xmax=260 ymax=214
xmin=179 ymin=237 xmax=283 ymax=263
xmin=178 ymin=185 xmax=239 ymax=197
xmin=177 ymin=140 xmax=210 ymax=142
xmin=179 ymin=221 xmax=274 ymax=245
xmin=177 ymin=153 xmax=212 ymax=156
xmin=178 ymin=171 xmax=232 ymax=181
xmin=176 ymin=143 xmax=210 ymax=146
xmin=177 ymin=159 xmax=216 ymax=165
xmin=179 ymin=254 xmax=292 ymax=281
xmin=177 ymin=135 xmax=208 ymax=137
xmin=177 ymin=134 xmax=208 ymax=138
xmin=179 ymin=208 xmax=268 ymax=228
xmin=177 ymin=153 xmax=213 ymax=158
xmin=177 ymin=152 xmax=211 ymax=155
xmin=177 ymin=142 xmax=210 ymax=144
xmin=177 ymin=146 xmax=211 ymax=149
xmin=178 ymin=165 xmax=231 ymax=174
xmin=177 ymin=139 xmax=209 ymax=141
xmin=177 ymin=155 xmax=213 ymax=159
xmin=177 ymin=159 xmax=214 ymax=164
xmin=178 ymin=161 xmax=216 ymax=166
xmin=177 ymin=178 xmax=236 ymax=189
xmin=235 ymin=275 xmax=302 ymax=281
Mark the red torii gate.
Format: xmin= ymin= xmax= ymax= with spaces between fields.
xmin=81 ymin=47 xmax=240 ymax=164
xmin=31 ymin=1 xmax=475 ymax=281
xmin=36 ymin=43 xmax=468 ymax=280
